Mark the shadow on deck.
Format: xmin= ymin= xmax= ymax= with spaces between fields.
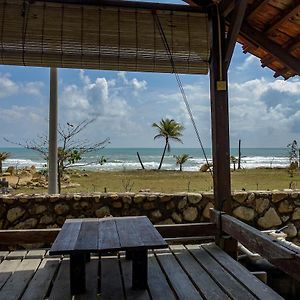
xmin=0 ymin=243 xmax=283 ymax=300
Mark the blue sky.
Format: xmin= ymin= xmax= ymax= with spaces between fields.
xmin=0 ymin=43 xmax=300 ymax=148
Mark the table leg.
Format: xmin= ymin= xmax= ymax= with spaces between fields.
xmin=70 ymin=253 xmax=86 ymax=295
xmin=125 ymin=250 xmax=133 ymax=260
xmin=132 ymin=249 xmax=148 ymax=289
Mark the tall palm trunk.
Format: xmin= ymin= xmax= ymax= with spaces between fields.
xmin=158 ymin=139 xmax=168 ymax=170
xmin=0 ymin=160 xmax=2 ymax=174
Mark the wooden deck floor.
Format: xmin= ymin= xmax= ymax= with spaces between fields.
xmin=0 ymin=243 xmax=283 ymax=300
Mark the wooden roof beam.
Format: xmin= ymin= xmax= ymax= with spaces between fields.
xmin=224 ymin=0 xmax=248 ymax=69
xmin=219 ymin=0 xmax=236 ymax=16
xmin=266 ymin=1 xmax=300 ymax=35
xmin=241 ymin=24 xmax=300 ymax=75
xmin=246 ymin=0 xmax=269 ymax=19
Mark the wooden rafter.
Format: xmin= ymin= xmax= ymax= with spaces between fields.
xmin=246 ymin=0 xmax=269 ymax=19
xmin=219 ymin=0 xmax=235 ymax=16
xmin=265 ymin=1 xmax=300 ymax=35
xmin=241 ymin=23 xmax=300 ymax=74
xmin=224 ymin=0 xmax=248 ymax=69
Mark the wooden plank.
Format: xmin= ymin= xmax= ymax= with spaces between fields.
xmin=240 ymin=24 xmax=300 ymax=74
xmin=211 ymin=210 xmax=300 ymax=280
xmin=135 ymin=217 xmax=167 ymax=248
xmin=0 ymin=259 xmax=21 ymax=289
xmin=0 ymin=229 xmax=60 ymax=245
xmin=98 ymin=219 xmax=120 ymax=250
xmin=116 ymin=217 xmax=167 ymax=249
xmin=187 ymin=245 xmax=257 ymax=300
xmin=25 ymin=249 xmax=47 ymax=259
xmin=100 ymin=256 xmax=125 ymax=300
xmin=155 ymin=222 xmax=217 ymax=238
xmin=74 ymin=219 xmax=99 ymax=251
xmin=116 ymin=218 xmax=144 ymax=249
xmin=147 ymin=252 xmax=176 ymax=300
xmin=50 ymin=219 xmax=82 ymax=254
xmin=22 ymin=258 xmax=60 ymax=300
xmin=119 ymin=255 xmax=150 ymax=300
xmin=170 ymin=245 xmax=228 ymax=300
xmin=203 ymin=243 xmax=283 ymax=300
xmin=225 ymin=0 xmax=248 ymax=68
xmin=74 ymin=258 xmax=99 ymax=300
xmin=6 ymin=250 xmax=27 ymax=260
xmin=0 ymin=251 xmax=9 ymax=261
xmin=0 ymin=258 xmax=41 ymax=299
xmin=48 ymin=259 xmax=71 ymax=300
xmin=155 ymin=248 xmax=203 ymax=300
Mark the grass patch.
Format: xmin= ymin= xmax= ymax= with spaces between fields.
xmin=10 ymin=168 xmax=300 ymax=195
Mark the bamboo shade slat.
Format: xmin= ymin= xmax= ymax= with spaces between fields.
xmin=0 ymin=0 xmax=209 ymax=74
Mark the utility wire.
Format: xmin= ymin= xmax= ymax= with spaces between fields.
xmin=153 ymin=13 xmax=213 ymax=177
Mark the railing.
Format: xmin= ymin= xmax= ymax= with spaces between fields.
xmin=210 ymin=209 xmax=300 ymax=281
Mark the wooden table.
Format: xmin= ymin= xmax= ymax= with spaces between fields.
xmin=49 ymin=216 xmax=168 ymax=295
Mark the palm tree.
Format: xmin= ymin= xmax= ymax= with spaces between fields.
xmin=174 ymin=154 xmax=191 ymax=171
xmin=0 ymin=152 xmax=10 ymax=174
xmin=152 ymin=118 xmax=184 ymax=170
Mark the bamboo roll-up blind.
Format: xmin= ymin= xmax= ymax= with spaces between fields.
xmin=0 ymin=0 xmax=209 ymax=74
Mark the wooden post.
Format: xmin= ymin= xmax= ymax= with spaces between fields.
xmin=209 ymin=5 xmax=237 ymax=258
xmin=238 ymin=139 xmax=241 ymax=169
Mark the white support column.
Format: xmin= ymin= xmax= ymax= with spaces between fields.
xmin=48 ymin=68 xmax=58 ymax=194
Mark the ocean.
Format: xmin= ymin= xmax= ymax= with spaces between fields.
xmin=0 ymin=147 xmax=291 ymax=172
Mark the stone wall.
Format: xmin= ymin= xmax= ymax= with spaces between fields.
xmin=0 ymin=191 xmax=299 ymax=244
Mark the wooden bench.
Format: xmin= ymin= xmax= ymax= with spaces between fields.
xmin=49 ymin=216 xmax=168 ymax=295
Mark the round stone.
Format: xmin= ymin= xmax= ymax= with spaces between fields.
xmin=54 ymin=204 xmax=69 ymax=215
xmin=95 ymin=206 xmax=110 ymax=218
xmin=258 ymin=208 xmax=282 ymax=229
xmin=203 ymin=202 xmax=214 ymax=219
xmin=7 ymin=207 xmax=25 ymax=223
xmin=187 ymin=193 xmax=202 ymax=204
xmin=183 ymin=207 xmax=198 ymax=222
xmin=233 ymin=206 xmax=255 ymax=221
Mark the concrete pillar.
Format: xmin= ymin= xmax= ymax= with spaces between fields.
xmin=48 ymin=68 xmax=58 ymax=194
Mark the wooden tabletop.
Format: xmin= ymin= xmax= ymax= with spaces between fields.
xmin=49 ymin=216 xmax=167 ymax=255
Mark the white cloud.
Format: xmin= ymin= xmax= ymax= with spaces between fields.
xmin=236 ymin=55 xmax=258 ymax=71
xmin=0 ymin=73 xmax=44 ymax=99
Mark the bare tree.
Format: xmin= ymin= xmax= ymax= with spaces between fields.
xmin=5 ymin=119 xmax=109 ymax=192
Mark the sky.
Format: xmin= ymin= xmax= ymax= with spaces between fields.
xmin=0 ymin=29 xmax=300 ymax=149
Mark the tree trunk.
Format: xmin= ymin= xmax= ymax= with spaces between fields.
xmin=179 ymin=163 xmax=182 ymax=171
xmin=238 ymin=139 xmax=241 ymax=169
xmin=158 ymin=139 xmax=168 ymax=170
xmin=0 ymin=160 xmax=2 ymax=174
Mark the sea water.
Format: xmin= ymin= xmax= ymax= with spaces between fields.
xmin=0 ymin=147 xmax=291 ymax=172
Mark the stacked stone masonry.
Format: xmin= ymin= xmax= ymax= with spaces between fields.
xmin=0 ymin=191 xmax=300 ymax=245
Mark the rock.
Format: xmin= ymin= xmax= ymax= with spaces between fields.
xmin=171 ymin=212 xmax=182 ymax=223
xmin=248 ymin=193 xmax=256 ymax=201
xmin=143 ymin=202 xmax=156 ymax=210
xmin=54 ymin=204 xmax=69 ymax=215
xmin=7 ymin=207 xmax=25 ymax=223
xmin=80 ymin=202 xmax=90 ymax=209
xmin=147 ymin=195 xmax=157 ymax=202
xmin=187 ymin=193 xmax=202 ymax=204
xmin=203 ymin=202 xmax=214 ymax=219
xmin=282 ymin=223 xmax=297 ymax=238
xmin=233 ymin=192 xmax=248 ymax=204
xmin=178 ymin=199 xmax=187 ymax=210
xmin=202 ymin=193 xmax=214 ymax=200
xmin=281 ymin=215 xmax=290 ymax=223
xmin=2 ymin=172 xmax=11 ymax=177
xmin=95 ymin=206 xmax=110 ymax=218
xmin=14 ymin=218 xmax=38 ymax=229
xmin=200 ymin=163 xmax=212 ymax=172
xmin=133 ymin=195 xmax=144 ymax=204
xmin=158 ymin=218 xmax=174 ymax=225
xmin=5 ymin=166 xmax=15 ymax=175
xmin=159 ymin=195 xmax=173 ymax=202
xmin=123 ymin=195 xmax=132 ymax=204
xmin=112 ymin=201 xmax=122 ymax=208
xmin=34 ymin=205 xmax=47 ymax=214
xmin=183 ymin=207 xmax=198 ymax=222
xmin=151 ymin=210 xmax=162 ymax=219
xmin=258 ymin=208 xmax=282 ymax=229
xmin=272 ymin=192 xmax=287 ymax=203
xmin=292 ymin=208 xmax=300 ymax=220
xmin=255 ymin=198 xmax=269 ymax=214
xmin=278 ymin=200 xmax=294 ymax=213
xmin=233 ymin=206 xmax=255 ymax=221
xmin=166 ymin=201 xmax=175 ymax=210
xmin=49 ymin=195 xmax=60 ymax=203
xmin=3 ymin=198 xmax=14 ymax=204
xmin=40 ymin=215 xmax=54 ymax=225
